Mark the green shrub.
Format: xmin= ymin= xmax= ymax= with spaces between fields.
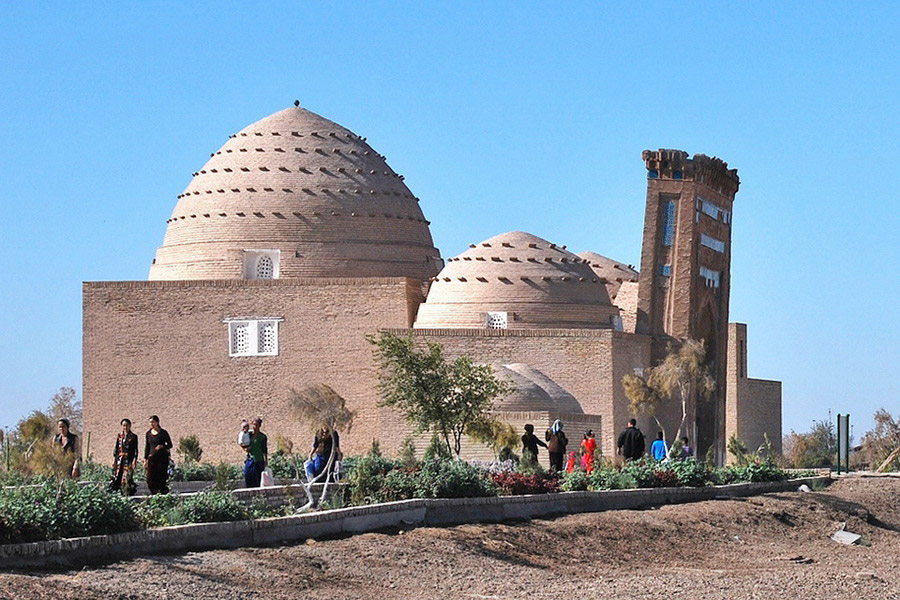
xmin=78 ymin=459 xmax=113 ymax=483
xmin=177 ymin=491 xmax=246 ymax=523
xmin=414 ymin=459 xmax=495 ymax=499
xmin=268 ymin=452 xmax=301 ymax=479
xmin=560 ymin=470 xmax=589 ymax=492
xmin=0 ymin=480 xmax=138 ymax=544
xmin=737 ymin=461 xmax=788 ymax=482
xmin=348 ymin=451 xmax=398 ymax=505
xmin=670 ymin=458 xmax=711 ymax=487
xmin=379 ymin=467 xmax=419 ymax=502
xmin=134 ymin=493 xmax=182 ymax=528
xmin=620 ymin=458 xmax=658 ymax=487
xmin=177 ymin=435 xmax=203 ymax=463
xmin=134 ymin=491 xmax=248 ymax=527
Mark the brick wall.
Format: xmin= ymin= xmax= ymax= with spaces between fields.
xmin=381 ymin=329 xmax=650 ymax=458
xmin=725 ymin=323 xmax=782 ymax=459
xmin=83 ymin=278 xmax=423 ymax=463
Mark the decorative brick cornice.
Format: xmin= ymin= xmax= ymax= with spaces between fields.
xmin=642 ymin=149 xmax=740 ymax=197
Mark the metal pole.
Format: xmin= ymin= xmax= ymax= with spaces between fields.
xmin=836 ymin=415 xmax=842 ymax=475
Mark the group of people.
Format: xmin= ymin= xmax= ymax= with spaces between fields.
xmin=521 ymin=420 xmax=598 ymax=473
xmin=617 ymin=418 xmax=694 ymax=462
xmin=52 ymin=415 xmax=173 ymax=495
xmin=235 ymin=419 xmax=342 ymax=488
xmin=109 ymin=416 xmax=173 ymax=495
xmin=520 ymin=418 xmax=695 ymax=472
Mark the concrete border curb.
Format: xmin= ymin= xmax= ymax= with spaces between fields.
xmin=0 ymin=476 xmax=830 ymax=571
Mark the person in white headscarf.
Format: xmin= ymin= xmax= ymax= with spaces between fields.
xmin=545 ymin=419 xmax=568 ymax=472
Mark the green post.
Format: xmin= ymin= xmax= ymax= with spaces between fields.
xmin=845 ymin=414 xmax=850 ymax=474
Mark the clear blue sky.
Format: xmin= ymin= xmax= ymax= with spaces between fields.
xmin=1 ymin=2 xmax=897 ymax=440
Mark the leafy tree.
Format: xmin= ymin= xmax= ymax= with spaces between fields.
xmin=467 ymin=419 xmax=520 ymax=460
xmin=783 ymin=418 xmax=836 ymax=468
xmin=852 ymin=409 xmax=900 ymax=472
xmin=369 ymin=332 xmax=511 ymax=458
xmin=622 ymin=339 xmax=715 ymax=458
xmin=48 ymin=387 xmax=82 ymax=435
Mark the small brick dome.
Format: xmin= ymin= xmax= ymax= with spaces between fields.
xmin=577 ymin=251 xmax=639 ymax=301
xmin=149 ymin=106 xmax=442 ymax=280
xmin=413 ymin=231 xmax=619 ymax=329
xmin=493 ymin=364 xmax=583 ymax=413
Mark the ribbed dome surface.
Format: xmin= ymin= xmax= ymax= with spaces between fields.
xmin=577 ymin=251 xmax=639 ymax=301
xmin=493 ymin=364 xmax=583 ymax=413
xmin=414 ymin=232 xmax=618 ymax=329
xmin=149 ymin=106 xmax=442 ymax=280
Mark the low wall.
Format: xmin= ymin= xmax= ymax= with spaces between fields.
xmin=0 ymin=476 xmax=830 ymax=571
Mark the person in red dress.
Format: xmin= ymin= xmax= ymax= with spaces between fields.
xmin=580 ymin=430 xmax=597 ymax=474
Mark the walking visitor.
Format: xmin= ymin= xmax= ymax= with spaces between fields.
xmin=616 ymin=418 xmax=645 ymax=461
xmin=144 ymin=415 xmax=173 ymax=494
xmin=581 ymin=429 xmax=597 ymax=473
xmin=243 ymin=417 xmax=268 ymax=488
xmin=651 ymin=431 xmax=668 ymax=461
xmin=681 ymin=436 xmax=694 ymax=459
xmin=545 ymin=419 xmax=568 ymax=472
xmin=109 ymin=418 xmax=139 ymax=495
xmin=521 ymin=424 xmax=547 ymax=467
xmin=53 ymin=418 xmax=80 ymax=479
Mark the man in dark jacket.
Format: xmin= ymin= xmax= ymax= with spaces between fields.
xmin=617 ymin=419 xmax=645 ymax=461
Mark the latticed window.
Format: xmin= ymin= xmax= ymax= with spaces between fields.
xmin=231 ymin=323 xmax=251 ymax=355
xmin=256 ymin=255 xmax=274 ymax=279
xmin=486 ymin=311 xmax=508 ymax=329
xmin=258 ymin=321 xmax=277 ymax=353
xmin=226 ymin=318 xmax=282 ymax=356
xmin=243 ymin=250 xmax=279 ymax=279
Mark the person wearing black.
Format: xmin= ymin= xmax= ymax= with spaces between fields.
xmin=143 ymin=415 xmax=173 ymax=494
xmin=53 ymin=418 xmax=80 ymax=479
xmin=617 ymin=418 xmax=645 ymax=461
xmin=545 ymin=420 xmax=568 ymax=472
xmin=521 ymin=424 xmax=547 ymax=466
xmin=110 ymin=418 xmax=139 ymax=495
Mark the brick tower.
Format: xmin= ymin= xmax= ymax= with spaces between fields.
xmin=636 ymin=149 xmax=740 ymax=462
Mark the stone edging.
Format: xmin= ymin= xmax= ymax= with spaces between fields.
xmin=0 ymin=476 xmax=830 ymax=571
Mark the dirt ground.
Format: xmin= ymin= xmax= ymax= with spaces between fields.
xmin=1 ymin=475 xmax=898 ymax=600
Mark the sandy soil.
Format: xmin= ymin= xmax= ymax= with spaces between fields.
xmin=1 ymin=475 xmax=898 ymax=600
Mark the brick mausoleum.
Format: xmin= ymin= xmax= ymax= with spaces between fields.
xmin=83 ymin=105 xmax=781 ymax=466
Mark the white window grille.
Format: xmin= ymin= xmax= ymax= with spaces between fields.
xmin=231 ymin=323 xmax=250 ymax=355
xmin=700 ymin=233 xmax=726 ymax=253
xmin=243 ymin=250 xmax=280 ymax=279
xmin=659 ymin=264 xmax=672 ymax=277
xmin=661 ymin=200 xmax=676 ymax=246
xmin=225 ymin=318 xmax=283 ymax=356
xmin=256 ymin=255 xmax=274 ymax=279
xmin=699 ymin=267 xmax=721 ymax=288
xmin=485 ymin=311 xmax=508 ymax=329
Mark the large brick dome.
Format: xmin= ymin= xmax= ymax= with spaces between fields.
xmin=413 ymin=231 xmax=619 ymax=329
xmin=577 ymin=251 xmax=639 ymax=302
xmin=149 ymin=106 xmax=442 ymax=280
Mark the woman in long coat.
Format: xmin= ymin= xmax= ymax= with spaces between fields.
xmin=143 ymin=415 xmax=173 ymax=494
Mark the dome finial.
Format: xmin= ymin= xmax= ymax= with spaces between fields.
xmin=293 ymin=99 xmax=300 ymax=108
